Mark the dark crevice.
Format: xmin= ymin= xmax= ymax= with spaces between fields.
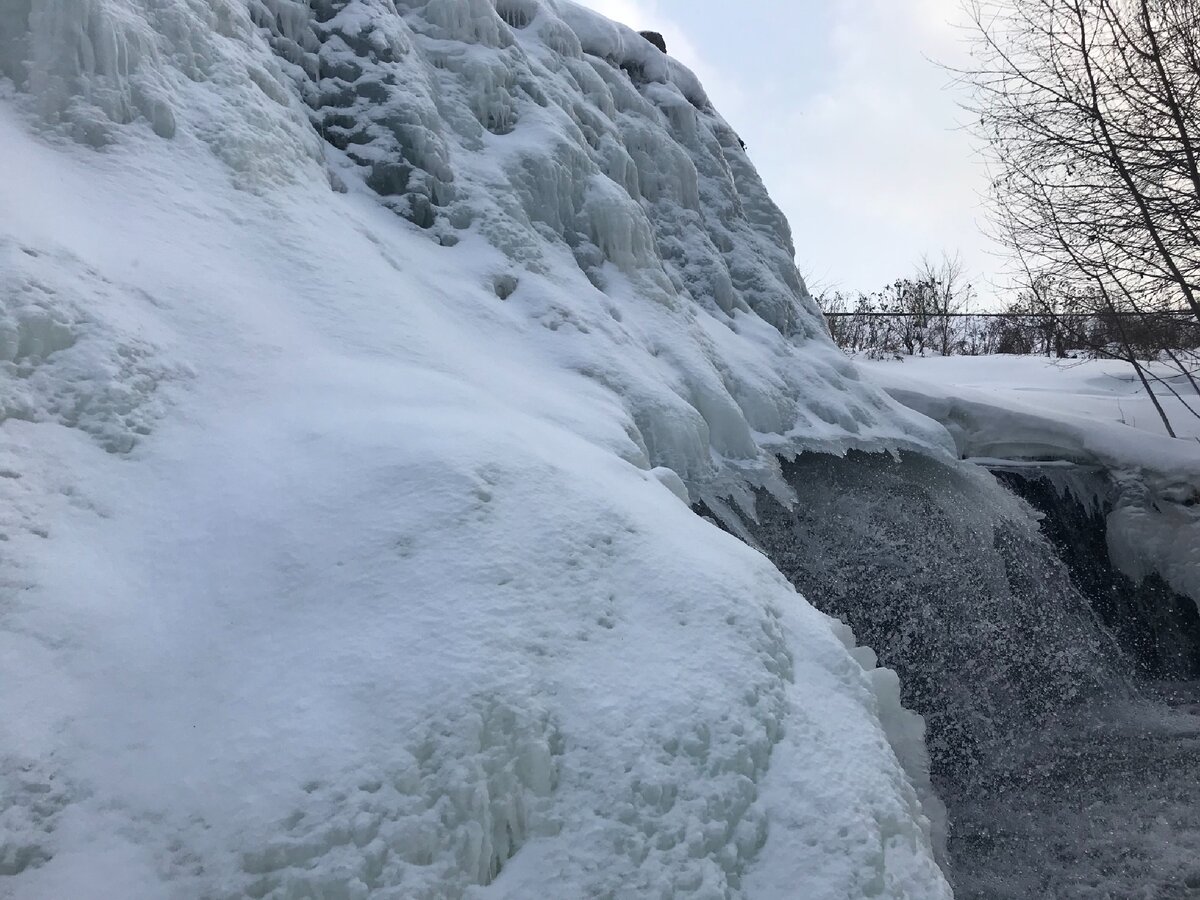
xmin=992 ymin=467 xmax=1200 ymax=679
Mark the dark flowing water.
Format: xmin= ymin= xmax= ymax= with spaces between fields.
xmin=701 ymin=451 xmax=1200 ymax=898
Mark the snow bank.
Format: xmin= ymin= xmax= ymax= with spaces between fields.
xmin=0 ymin=1 xmax=951 ymax=897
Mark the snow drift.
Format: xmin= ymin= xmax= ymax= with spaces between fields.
xmin=0 ymin=1 xmax=953 ymax=897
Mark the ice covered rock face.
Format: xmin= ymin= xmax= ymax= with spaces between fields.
xmin=0 ymin=0 xmax=324 ymax=179
xmin=266 ymin=0 xmax=950 ymax=497
xmin=3 ymin=0 xmax=948 ymax=498
xmin=0 ymin=1 xmax=956 ymax=898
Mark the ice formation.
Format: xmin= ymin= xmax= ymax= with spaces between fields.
xmin=0 ymin=237 xmax=187 ymax=454
xmin=0 ymin=1 xmax=954 ymax=897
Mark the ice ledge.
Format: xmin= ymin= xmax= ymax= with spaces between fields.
xmin=554 ymin=0 xmax=710 ymax=109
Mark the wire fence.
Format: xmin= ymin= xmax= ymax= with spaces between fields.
xmin=820 ymin=310 xmax=1200 ymax=358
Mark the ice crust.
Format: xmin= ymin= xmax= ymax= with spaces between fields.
xmin=0 ymin=1 xmax=954 ymax=897
xmin=0 ymin=237 xmax=187 ymax=453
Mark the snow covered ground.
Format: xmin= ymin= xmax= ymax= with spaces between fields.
xmin=0 ymin=1 xmax=953 ymax=897
xmin=860 ymin=354 xmax=1200 ymax=444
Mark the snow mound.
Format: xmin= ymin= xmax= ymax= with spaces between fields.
xmin=0 ymin=1 xmax=953 ymax=896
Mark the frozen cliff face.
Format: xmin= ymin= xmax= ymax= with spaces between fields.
xmin=0 ymin=1 xmax=954 ymax=898
xmin=1 ymin=0 xmax=950 ymax=500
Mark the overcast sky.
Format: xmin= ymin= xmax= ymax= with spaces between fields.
xmin=572 ymin=0 xmax=1002 ymax=303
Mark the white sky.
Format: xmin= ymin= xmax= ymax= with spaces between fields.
xmin=571 ymin=0 xmax=1003 ymax=304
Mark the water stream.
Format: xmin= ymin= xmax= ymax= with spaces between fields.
xmin=701 ymin=451 xmax=1200 ymax=898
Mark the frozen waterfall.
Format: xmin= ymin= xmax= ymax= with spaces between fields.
xmin=0 ymin=1 xmax=954 ymax=897
xmin=2 ymin=0 xmax=1197 ymax=898
xmin=703 ymin=450 xmax=1200 ymax=897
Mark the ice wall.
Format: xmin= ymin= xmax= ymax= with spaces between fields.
xmin=0 ymin=0 xmax=324 ymax=181
xmin=2 ymin=0 xmax=951 ymax=502
xmin=284 ymin=0 xmax=954 ymax=499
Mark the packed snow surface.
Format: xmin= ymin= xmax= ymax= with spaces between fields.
xmin=861 ymin=355 xmax=1200 ymax=608
xmin=0 ymin=1 xmax=952 ymax=897
xmin=858 ymin=355 xmax=1200 ymax=472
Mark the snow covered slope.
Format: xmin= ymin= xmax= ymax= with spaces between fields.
xmin=0 ymin=1 xmax=952 ymax=897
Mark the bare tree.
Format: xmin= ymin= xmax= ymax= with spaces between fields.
xmin=816 ymin=253 xmax=980 ymax=357
xmin=916 ymin=252 xmax=977 ymax=356
xmin=957 ymin=0 xmax=1200 ymax=435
